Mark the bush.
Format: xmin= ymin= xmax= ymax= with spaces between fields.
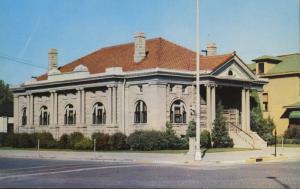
xmin=0 ymin=132 xmax=7 ymax=147
xmin=74 ymin=137 xmax=92 ymax=150
xmin=200 ymin=130 xmax=211 ymax=148
xmin=92 ymin=132 xmax=110 ymax=150
xmin=165 ymin=123 xmax=188 ymax=149
xmin=127 ymin=130 xmax=168 ymax=151
xmin=36 ymin=132 xmax=56 ymax=148
xmin=69 ymin=132 xmax=84 ymax=149
xmin=212 ymin=102 xmax=234 ymax=148
xmin=263 ymin=132 xmax=275 ymax=145
xmin=17 ymin=133 xmax=36 ymax=148
xmin=58 ymin=134 xmax=71 ymax=149
xmin=185 ymin=120 xmax=196 ymax=138
xmin=284 ymin=125 xmax=300 ymax=139
xmin=4 ymin=133 xmax=18 ymax=147
xmin=108 ymin=133 xmax=129 ymax=150
xmin=250 ymin=91 xmax=275 ymax=144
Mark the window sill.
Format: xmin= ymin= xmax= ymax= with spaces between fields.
xmin=133 ymin=123 xmax=148 ymax=126
xmin=170 ymin=123 xmax=188 ymax=127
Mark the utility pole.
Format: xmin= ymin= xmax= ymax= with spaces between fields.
xmin=195 ymin=0 xmax=202 ymax=161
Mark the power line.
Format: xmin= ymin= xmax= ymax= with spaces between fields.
xmin=0 ymin=53 xmax=47 ymax=70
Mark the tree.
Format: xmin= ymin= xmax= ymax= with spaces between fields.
xmin=250 ymin=91 xmax=275 ymax=145
xmin=185 ymin=120 xmax=196 ymax=138
xmin=211 ymin=102 xmax=233 ymax=148
xmin=0 ymin=80 xmax=13 ymax=116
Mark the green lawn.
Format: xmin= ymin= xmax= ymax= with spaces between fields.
xmin=0 ymin=147 xmax=255 ymax=154
xmin=270 ymin=144 xmax=300 ymax=148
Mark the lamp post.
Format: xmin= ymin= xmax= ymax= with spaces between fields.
xmin=195 ymin=0 xmax=202 ymax=161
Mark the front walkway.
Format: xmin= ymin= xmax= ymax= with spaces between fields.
xmin=0 ymin=147 xmax=299 ymax=165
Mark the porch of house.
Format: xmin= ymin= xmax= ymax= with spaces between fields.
xmin=172 ymin=84 xmax=267 ymax=149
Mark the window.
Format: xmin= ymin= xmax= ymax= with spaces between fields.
xmin=228 ymin=70 xmax=233 ymax=76
xmin=170 ymin=100 xmax=186 ymax=123
xmin=134 ymin=100 xmax=147 ymax=123
xmin=39 ymin=106 xmax=49 ymax=125
xmin=64 ymin=104 xmax=76 ymax=125
xmin=262 ymin=93 xmax=268 ymax=112
xmin=258 ymin=63 xmax=264 ymax=74
xmin=92 ymin=102 xmax=106 ymax=124
xmin=21 ymin=107 xmax=27 ymax=126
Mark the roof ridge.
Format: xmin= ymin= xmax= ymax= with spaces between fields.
xmin=277 ymin=53 xmax=300 ymax=57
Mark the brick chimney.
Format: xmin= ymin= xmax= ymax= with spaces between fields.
xmin=134 ymin=32 xmax=146 ymax=63
xmin=207 ymin=43 xmax=217 ymax=56
xmin=48 ymin=48 xmax=58 ymax=70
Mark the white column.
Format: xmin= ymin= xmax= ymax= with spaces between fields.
xmin=206 ymin=85 xmax=211 ymax=131
xmin=54 ymin=92 xmax=58 ymax=125
xmin=28 ymin=94 xmax=34 ymax=126
xmin=81 ymin=89 xmax=85 ymax=125
xmin=77 ymin=88 xmax=82 ymax=125
xmin=241 ymin=88 xmax=246 ymax=131
xmin=26 ymin=94 xmax=30 ymax=126
xmin=50 ymin=91 xmax=54 ymax=125
xmin=31 ymin=94 xmax=34 ymax=126
xmin=13 ymin=95 xmax=19 ymax=130
xmin=211 ymin=85 xmax=216 ymax=125
xmin=113 ymin=86 xmax=117 ymax=125
xmin=246 ymin=89 xmax=250 ymax=132
xmin=108 ymin=86 xmax=113 ymax=124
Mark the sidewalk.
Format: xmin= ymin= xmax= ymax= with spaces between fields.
xmin=0 ymin=147 xmax=299 ymax=165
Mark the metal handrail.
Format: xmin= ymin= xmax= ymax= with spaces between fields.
xmin=227 ymin=123 xmax=253 ymax=139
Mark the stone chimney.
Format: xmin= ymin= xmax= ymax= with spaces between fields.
xmin=134 ymin=32 xmax=146 ymax=63
xmin=48 ymin=48 xmax=58 ymax=70
xmin=207 ymin=43 xmax=217 ymax=56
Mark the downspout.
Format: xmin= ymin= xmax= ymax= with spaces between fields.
xmin=123 ymin=78 xmax=126 ymax=134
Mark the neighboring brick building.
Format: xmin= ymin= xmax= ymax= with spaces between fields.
xmin=250 ymin=53 xmax=300 ymax=135
xmin=11 ymin=33 xmax=267 ymax=148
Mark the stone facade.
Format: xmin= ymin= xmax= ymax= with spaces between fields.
xmin=11 ymin=36 xmax=269 ymax=148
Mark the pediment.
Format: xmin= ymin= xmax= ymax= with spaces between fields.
xmin=212 ymin=57 xmax=256 ymax=80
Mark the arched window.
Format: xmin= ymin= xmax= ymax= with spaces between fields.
xmin=21 ymin=107 xmax=27 ymax=126
xmin=92 ymin=102 xmax=106 ymax=124
xmin=228 ymin=70 xmax=233 ymax=76
xmin=64 ymin=104 xmax=76 ymax=125
xmin=134 ymin=100 xmax=147 ymax=123
xmin=170 ymin=100 xmax=186 ymax=123
xmin=39 ymin=106 xmax=49 ymax=126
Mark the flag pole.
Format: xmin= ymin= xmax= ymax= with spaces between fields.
xmin=195 ymin=0 xmax=202 ymax=161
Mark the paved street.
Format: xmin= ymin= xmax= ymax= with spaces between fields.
xmin=0 ymin=158 xmax=299 ymax=188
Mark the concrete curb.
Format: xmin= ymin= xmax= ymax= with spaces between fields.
xmin=245 ymin=155 xmax=288 ymax=164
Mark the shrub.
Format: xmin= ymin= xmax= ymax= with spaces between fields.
xmin=74 ymin=137 xmax=92 ymax=150
xmin=36 ymin=132 xmax=56 ymax=148
xmin=0 ymin=132 xmax=7 ymax=147
xmin=58 ymin=134 xmax=71 ymax=149
xmin=200 ymin=130 xmax=211 ymax=148
xmin=127 ymin=130 xmax=168 ymax=151
xmin=108 ymin=132 xmax=129 ymax=150
xmin=4 ymin=133 xmax=18 ymax=147
xmin=212 ymin=102 xmax=234 ymax=148
xmin=17 ymin=133 xmax=36 ymax=148
xmin=284 ymin=125 xmax=300 ymax=139
xmin=250 ymin=91 xmax=275 ymax=144
xmin=92 ymin=132 xmax=110 ymax=150
xmin=185 ymin=120 xmax=196 ymax=138
xmin=165 ymin=123 xmax=188 ymax=149
xmin=69 ymin=132 xmax=84 ymax=149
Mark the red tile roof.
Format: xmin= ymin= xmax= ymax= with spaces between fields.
xmin=37 ymin=38 xmax=235 ymax=81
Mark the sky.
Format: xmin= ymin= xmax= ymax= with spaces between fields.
xmin=0 ymin=0 xmax=299 ymax=85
